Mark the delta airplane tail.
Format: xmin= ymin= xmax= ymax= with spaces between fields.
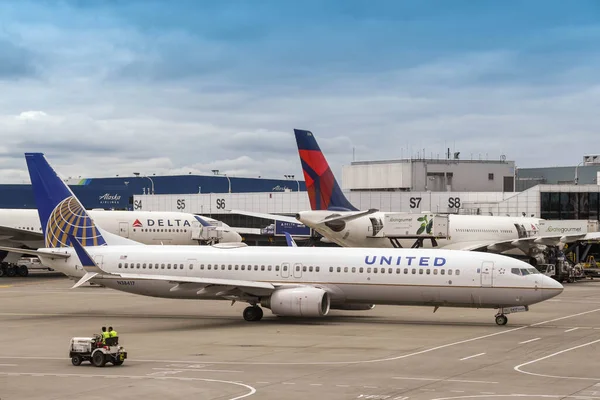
xmin=294 ymin=129 xmax=358 ymax=212
xmin=25 ymin=153 xmax=138 ymax=248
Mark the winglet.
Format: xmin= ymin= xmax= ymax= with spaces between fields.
xmin=69 ymin=235 xmax=104 ymax=274
xmin=71 ymin=272 xmax=99 ymax=289
xmin=283 ymin=232 xmax=297 ymax=247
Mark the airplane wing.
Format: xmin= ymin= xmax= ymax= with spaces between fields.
xmin=438 ymin=232 xmax=600 ymax=253
xmin=114 ymin=273 xmax=276 ymax=297
xmin=0 ymin=226 xmax=44 ymax=246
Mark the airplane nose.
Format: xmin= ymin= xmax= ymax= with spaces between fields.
xmin=541 ymin=275 xmax=564 ymax=300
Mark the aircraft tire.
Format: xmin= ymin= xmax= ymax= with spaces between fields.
xmin=17 ymin=265 xmax=29 ymax=277
xmin=243 ymin=306 xmax=263 ymax=322
xmin=5 ymin=266 xmax=16 ymax=277
xmin=0 ymin=267 xmax=5 ymax=278
xmin=495 ymin=315 xmax=508 ymax=326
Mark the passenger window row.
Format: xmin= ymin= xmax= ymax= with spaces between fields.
xmin=328 ymin=266 xmax=460 ymax=276
xmin=118 ymin=263 xmax=184 ymax=270
xmin=117 ymin=263 xmax=326 ymax=273
xmin=133 ymin=228 xmax=188 ymax=233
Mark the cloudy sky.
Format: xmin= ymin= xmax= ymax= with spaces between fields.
xmin=1 ymin=1 xmax=599 ymax=184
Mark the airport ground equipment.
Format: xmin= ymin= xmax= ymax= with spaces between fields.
xmin=69 ymin=334 xmax=127 ymax=367
xmin=536 ymin=260 xmax=585 ymax=283
xmin=0 ymin=257 xmax=54 ymax=278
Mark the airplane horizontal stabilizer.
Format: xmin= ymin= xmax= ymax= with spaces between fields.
xmin=0 ymin=245 xmax=70 ymax=259
xmin=318 ymin=209 xmax=379 ymax=225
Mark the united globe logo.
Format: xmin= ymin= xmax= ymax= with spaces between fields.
xmin=45 ymin=196 xmax=106 ymax=248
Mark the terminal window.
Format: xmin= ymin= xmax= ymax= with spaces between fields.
xmin=541 ymin=192 xmax=599 ymax=220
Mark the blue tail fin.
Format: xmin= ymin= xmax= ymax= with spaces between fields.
xmin=294 ymin=129 xmax=358 ymax=211
xmin=25 ymin=153 xmax=107 ymax=248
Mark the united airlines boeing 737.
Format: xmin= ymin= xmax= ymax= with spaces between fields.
xmin=0 ymin=153 xmax=563 ymax=326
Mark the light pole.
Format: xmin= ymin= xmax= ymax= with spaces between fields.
xmin=212 ymin=169 xmax=231 ymax=193
xmin=575 ymin=161 xmax=584 ymax=185
xmin=133 ymin=172 xmax=155 ymax=194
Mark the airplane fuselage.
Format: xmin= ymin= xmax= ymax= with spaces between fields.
xmin=0 ymin=209 xmax=241 ymax=248
xmin=299 ymin=211 xmax=542 ymax=251
xmin=41 ymin=245 xmax=562 ymax=309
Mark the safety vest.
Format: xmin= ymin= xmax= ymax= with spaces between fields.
xmin=102 ymin=331 xmax=110 ymax=339
xmin=109 ymin=330 xmax=118 ymax=337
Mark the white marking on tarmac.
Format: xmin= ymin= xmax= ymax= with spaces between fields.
xmin=392 ymin=377 xmax=498 ymax=384
xmin=152 ymin=367 xmax=243 ymax=373
xmin=514 ymin=338 xmax=600 ymax=381
xmin=430 ymin=395 xmax=600 ymax=400
xmin=2 ymin=308 xmax=599 ymax=367
xmin=0 ymin=371 xmax=257 ymax=400
xmin=519 ymin=338 xmax=541 ymax=344
xmin=565 ymin=327 xmax=580 ymax=332
xmin=0 ymin=363 xmax=17 ymax=367
xmin=459 ymin=353 xmax=486 ymax=361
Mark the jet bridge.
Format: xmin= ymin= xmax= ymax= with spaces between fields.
xmin=367 ymin=213 xmax=450 ymax=248
xmin=191 ymin=219 xmax=223 ymax=244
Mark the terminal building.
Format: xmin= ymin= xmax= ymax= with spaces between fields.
xmin=0 ymin=174 xmax=305 ymax=210
xmin=342 ymin=155 xmax=516 ymax=192
xmin=0 ymin=154 xmax=599 ymax=246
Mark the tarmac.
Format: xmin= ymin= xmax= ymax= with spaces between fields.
xmin=1 ymin=272 xmax=600 ymax=400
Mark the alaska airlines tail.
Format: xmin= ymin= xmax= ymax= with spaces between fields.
xmin=25 ymin=153 xmax=137 ymax=248
xmin=294 ymin=129 xmax=358 ymax=211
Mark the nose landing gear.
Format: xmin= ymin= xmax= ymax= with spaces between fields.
xmin=495 ymin=305 xmax=529 ymax=325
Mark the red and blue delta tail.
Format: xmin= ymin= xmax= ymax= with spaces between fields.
xmin=294 ymin=129 xmax=357 ymax=211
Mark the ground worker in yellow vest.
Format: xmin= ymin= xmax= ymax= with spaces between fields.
xmin=108 ymin=326 xmax=118 ymax=345
xmin=101 ymin=326 xmax=110 ymax=345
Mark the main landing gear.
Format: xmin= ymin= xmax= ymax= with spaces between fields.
xmin=495 ymin=305 xmax=529 ymax=326
xmin=243 ymin=305 xmax=264 ymax=322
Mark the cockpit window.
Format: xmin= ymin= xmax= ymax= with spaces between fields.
xmin=511 ymin=268 xmax=522 ymax=276
xmin=520 ymin=268 xmax=530 ymax=275
xmin=527 ymin=268 xmax=539 ymax=274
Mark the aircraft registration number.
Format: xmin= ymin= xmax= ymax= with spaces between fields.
xmin=117 ymin=281 xmax=135 ymax=286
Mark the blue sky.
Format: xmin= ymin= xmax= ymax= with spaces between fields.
xmin=0 ymin=0 xmax=599 ymax=182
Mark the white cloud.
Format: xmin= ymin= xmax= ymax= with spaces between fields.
xmin=0 ymin=5 xmax=599 ymax=185
xmin=16 ymin=110 xmax=48 ymax=120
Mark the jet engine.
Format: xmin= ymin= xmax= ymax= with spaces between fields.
xmin=261 ymin=287 xmax=330 ymax=317
xmin=330 ymin=303 xmax=375 ymax=311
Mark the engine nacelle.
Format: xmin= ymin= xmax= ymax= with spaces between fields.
xmin=330 ymin=303 xmax=375 ymax=311
xmin=262 ymin=287 xmax=330 ymax=317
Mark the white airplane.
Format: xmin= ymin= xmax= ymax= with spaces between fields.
xmin=0 ymin=153 xmax=563 ymax=326
xmin=0 ymin=209 xmax=241 ymax=277
xmin=292 ymin=129 xmax=600 ymax=255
